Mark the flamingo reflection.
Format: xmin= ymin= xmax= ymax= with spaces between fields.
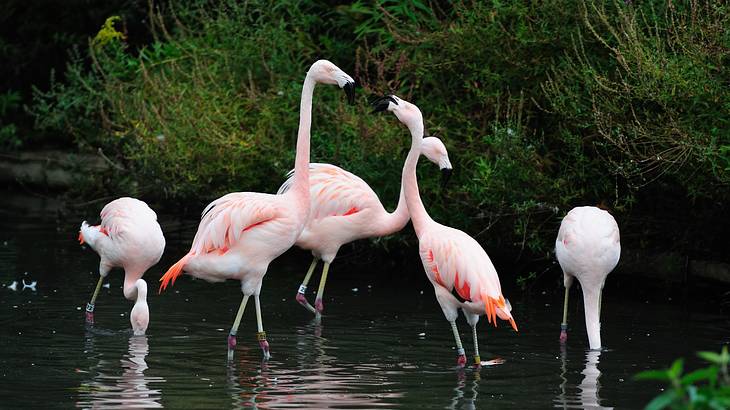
xmin=555 ymin=347 xmax=613 ymax=409
xmin=77 ymin=335 xmax=165 ymax=408
xmin=226 ymin=321 xmax=403 ymax=408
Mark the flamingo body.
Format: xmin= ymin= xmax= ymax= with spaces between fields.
xmin=158 ymin=60 xmax=355 ymax=359
xmin=555 ymin=206 xmax=620 ymax=349
xmin=278 ymin=137 xmax=451 ymax=315
xmin=79 ymin=197 xmax=164 ymax=333
xmin=373 ymin=95 xmax=516 ymax=366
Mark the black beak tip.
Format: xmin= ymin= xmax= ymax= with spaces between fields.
xmin=344 ymin=82 xmax=355 ymax=105
xmin=369 ymin=95 xmax=396 ymax=114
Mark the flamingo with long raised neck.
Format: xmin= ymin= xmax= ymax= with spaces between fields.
xmin=372 ymin=95 xmax=517 ymax=367
xmin=158 ymin=60 xmax=355 ymax=360
xmin=78 ymin=197 xmax=165 ymax=335
xmin=278 ymin=137 xmax=453 ymax=318
xmin=556 ymin=206 xmax=620 ymax=350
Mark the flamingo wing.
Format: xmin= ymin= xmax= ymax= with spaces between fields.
xmin=279 ymin=163 xmax=380 ymax=220
xmin=190 ymin=192 xmax=280 ymax=255
xmin=99 ymin=197 xmax=158 ymax=237
xmin=420 ymin=228 xmax=515 ymax=329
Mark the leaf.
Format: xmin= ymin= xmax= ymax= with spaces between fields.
xmin=669 ymin=359 xmax=684 ymax=379
xmin=644 ymin=390 xmax=676 ymax=410
xmin=681 ymin=367 xmax=718 ymax=385
xmin=698 ymin=351 xmax=723 ymax=364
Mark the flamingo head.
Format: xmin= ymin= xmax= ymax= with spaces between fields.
xmin=421 ymin=136 xmax=453 ymax=189
xmin=308 ymin=60 xmax=355 ymax=104
xmin=370 ymin=94 xmax=424 ymax=127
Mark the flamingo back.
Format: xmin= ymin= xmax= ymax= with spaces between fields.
xmin=278 ymin=163 xmax=382 ymax=221
xmin=555 ymin=206 xmax=620 ymax=280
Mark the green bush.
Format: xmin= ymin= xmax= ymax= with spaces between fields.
xmin=635 ymin=346 xmax=730 ymax=410
xmin=29 ymin=0 xmax=730 ymax=259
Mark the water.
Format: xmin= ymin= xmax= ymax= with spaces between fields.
xmin=1 ymin=191 xmax=728 ymax=409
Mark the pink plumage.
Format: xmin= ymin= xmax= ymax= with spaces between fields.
xmin=158 ymin=60 xmax=355 ymax=360
xmin=278 ymin=137 xmax=452 ymax=317
xmin=374 ymin=94 xmax=516 ymax=367
xmin=79 ymin=197 xmax=164 ymax=334
xmin=556 ymin=206 xmax=620 ymax=349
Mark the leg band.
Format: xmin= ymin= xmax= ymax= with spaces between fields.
xmin=256 ymin=331 xmax=267 ymax=341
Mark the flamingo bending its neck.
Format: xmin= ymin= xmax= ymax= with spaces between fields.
xmin=556 ymin=206 xmax=620 ymax=350
xmin=278 ymin=137 xmax=452 ymax=318
xmin=373 ymin=95 xmax=517 ymax=367
xmin=158 ymin=60 xmax=355 ymax=360
xmin=78 ymin=197 xmax=165 ymax=335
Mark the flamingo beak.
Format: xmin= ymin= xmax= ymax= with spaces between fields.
xmin=343 ymin=82 xmax=355 ymax=105
xmin=370 ymin=95 xmax=396 ymax=114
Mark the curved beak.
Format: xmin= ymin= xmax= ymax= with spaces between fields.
xmin=440 ymin=168 xmax=452 ymax=191
xmin=343 ymin=82 xmax=355 ymax=105
xmin=370 ymin=95 xmax=397 ymax=114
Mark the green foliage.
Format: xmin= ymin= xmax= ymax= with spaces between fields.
xmin=544 ymin=0 xmax=730 ymax=197
xmin=28 ymin=0 xmax=730 ymax=259
xmin=0 ymin=90 xmax=21 ymax=149
xmin=635 ymin=346 xmax=730 ymax=410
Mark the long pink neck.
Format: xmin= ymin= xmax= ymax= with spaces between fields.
xmin=402 ymin=121 xmax=432 ymax=237
xmin=289 ymin=76 xmax=315 ymax=212
xmin=373 ymin=169 xmax=409 ymax=236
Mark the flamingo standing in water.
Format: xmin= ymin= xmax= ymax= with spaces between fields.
xmin=372 ymin=95 xmax=517 ymax=367
xmin=158 ymin=60 xmax=355 ymax=360
xmin=78 ymin=197 xmax=164 ymax=335
xmin=278 ymin=137 xmax=453 ymax=318
xmin=556 ymin=206 xmax=620 ymax=350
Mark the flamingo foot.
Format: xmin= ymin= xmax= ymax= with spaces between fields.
xmin=479 ymin=357 xmax=506 ymax=366
xmin=227 ymin=334 xmax=236 ymax=361
xmin=456 ymin=354 xmax=467 ymax=367
xmin=257 ymin=331 xmax=271 ymax=360
xmin=296 ymin=288 xmax=317 ymax=314
xmin=559 ymin=324 xmax=568 ymax=344
xmin=85 ymin=303 xmax=95 ymax=325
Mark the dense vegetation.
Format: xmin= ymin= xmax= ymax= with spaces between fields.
xmin=6 ymin=1 xmax=730 ymax=265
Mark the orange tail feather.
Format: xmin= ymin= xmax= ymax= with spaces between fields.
xmin=78 ymin=231 xmax=85 ymax=245
xmin=159 ymin=253 xmax=193 ymax=293
xmin=509 ymin=317 xmax=519 ymax=332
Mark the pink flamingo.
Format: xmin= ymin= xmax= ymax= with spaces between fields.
xmin=278 ymin=137 xmax=453 ymax=318
xmin=373 ymin=95 xmax=518 ymax=367
xmin=78 ymin=197 xmax=164 ymax=335
xmin=556 ymin=206 xmax=620 ymax=350
xmin=158 ymin=60 xmax=355 ymax=360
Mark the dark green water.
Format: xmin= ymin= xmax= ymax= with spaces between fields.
xmin=0 ymin=192 xmax=728 ymax=409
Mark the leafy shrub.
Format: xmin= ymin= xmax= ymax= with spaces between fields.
xmin=635 ymin=346 xmax=730 ymax=410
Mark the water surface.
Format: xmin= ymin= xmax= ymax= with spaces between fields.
xmin=0 ymin=192 xmax=728 ymax=409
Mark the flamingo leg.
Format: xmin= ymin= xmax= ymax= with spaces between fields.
xmin=255 ymin=294 xmax=271 ymax=360
xmin=85 ymin=276 xmax=104 ymax=324
xmin=560 ymin=284 xmax=570 ymax=343
xmin=314 ymin=262 xmax=330 ymax=319
xmin=450 ymin=321 xmax=467 ymax=367
xmin=296 ymin=258 xmax=318 ymax=314
xmin=471 ymin=325 xmax=480 ymax=365
xmin=227 ymin=294 xmax=250 ymax=361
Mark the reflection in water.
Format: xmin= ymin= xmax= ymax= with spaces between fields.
xmin=227 ymin=319 xmax=404 ymax=408
xmin=448 ymin=369 xmax=479 ymax=410
xmin=555 ymin=347 xmax=613 ymax=409
xmin=77 ymin=334 xmax=165 ymax=408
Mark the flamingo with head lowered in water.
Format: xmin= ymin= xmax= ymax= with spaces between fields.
xmin=79 ymin=197 xmax=164 ymax=335
xmin=556 ymin=206 xmax=620 ymax=350
xmin=158 ymin=60 xmax=355 ymax=360
xmin=372 ymin=95 xmax=518 ymax=367
xmin=278 ymin=137 xmax=453 ymax=319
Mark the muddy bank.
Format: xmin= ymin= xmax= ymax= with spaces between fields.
xmin=0 ymin=149 xmax=109 ymax=189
